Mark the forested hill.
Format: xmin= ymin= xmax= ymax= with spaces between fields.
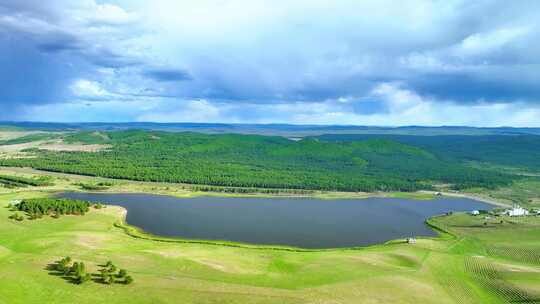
xmin=313 ymin=134 xmax=540 ymax=171
xmin=0 ymin=130 xmax=515 ymax=192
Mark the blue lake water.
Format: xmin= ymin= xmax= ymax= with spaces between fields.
xmin=58 ymin=193 xmax=492 ymax=248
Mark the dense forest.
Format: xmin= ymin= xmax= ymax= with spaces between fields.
xmin=0 ymin=130 xmax=517 ymax=192
xmin=14 ymin=198 xmax=90 ymax=217
xmin=0 ymin=174 xmax=53 ymax=188
xmin=313 ymin=134 xmax=540 ymax=171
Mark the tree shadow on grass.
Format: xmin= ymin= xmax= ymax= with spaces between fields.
xmin=44 ymin=263 xmax=79 ymax=285
xmin=91 ymin=273 xmax=109 ymax=284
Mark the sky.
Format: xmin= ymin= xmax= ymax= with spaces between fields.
xmin=1 ymin=0 xmax=540 ymax=126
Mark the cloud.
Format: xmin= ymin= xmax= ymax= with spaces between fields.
xmin=143 ymin=68 xmax=193 ymax=82
xmin=454 ymin=27 xmax=530 ymax=58
xmin=19 ymin=85 xmax=540 ymax=127
xmin=70 ymin=79 xmax=110 ymax=99
xmin=0 ymin=0 xmax=145 ymax=108
xmin=36 ymin=33 xmax=81 ymax=53
xmin=2 ymin=0 xmax=540 ymax=125
xmin=89 ymin=3 xmax=138 ymax=25
xmin=137 ymin=99 xmax=221 ymax=122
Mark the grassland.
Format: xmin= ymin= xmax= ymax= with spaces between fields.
xmin=1 ymin=129 xmax=540 ymax=302
xmin=466 ymin=178 xmax=540 ymax=208
xmin=1 ymin=178 xmax=539 ymax=303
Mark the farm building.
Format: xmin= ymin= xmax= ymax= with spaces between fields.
xmin=505 ymin=206 xmax=529 ymax=217
xmin=470 ymin=210 xmax=480 ymax=216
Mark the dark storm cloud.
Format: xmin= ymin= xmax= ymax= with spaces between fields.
xmin=84 ymin=48 xmax=142 ymax=68
xmin=35 ymin=33 xmax=82 ymax=53
xmin=0 ymin=33 xmax=81 ymax=104
xmin=0 ymin=0 xmax=144 ymax=110
xmin=143 ymin=68 xmax=193 ymax=82
xmin=411 ymin=72 xmax=540 ymax=103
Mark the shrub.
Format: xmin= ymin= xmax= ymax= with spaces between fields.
xmin=8 ymin=213 xmax=24 ymax=221
xmin=75 ymin=273 xmax=91 ymax=285
xmin=117 ymin=269 xmax=127 ymax=278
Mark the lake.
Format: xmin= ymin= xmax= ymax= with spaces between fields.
xmin=58 ymin=193 xmax=492 ymax=248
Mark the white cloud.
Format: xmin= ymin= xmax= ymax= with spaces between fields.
xmin=91 ymin=3 xmax=137 ymax=25
xmin=453 ymin=27 xmax=530 ymax=58
xmin=137 ymin=99 xmax=222 ymax=122
xmin=370 ymin=83 xmax=426 ymax=113
xmin=70 ymin=79 xmax=109 ymax=98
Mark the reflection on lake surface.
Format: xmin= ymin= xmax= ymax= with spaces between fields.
xmin=58 ymin=193 xmax=492 ymax=248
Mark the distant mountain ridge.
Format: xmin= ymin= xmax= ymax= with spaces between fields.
xmin=1 ymin=121 xmax=540 ymax=136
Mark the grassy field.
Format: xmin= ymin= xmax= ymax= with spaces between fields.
xmin=429 ymin=214 xmax=540 ymax=303
xmin=1 ymin=182 xmax=539 ymax=303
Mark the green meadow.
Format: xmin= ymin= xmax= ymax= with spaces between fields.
xmin=1 ymin=189 xmax=539 ymax=304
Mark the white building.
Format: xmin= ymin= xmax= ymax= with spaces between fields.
xmin=505 ymin=206 xmax=529 ymax=217
xmin=470 ymin=210 xmax=480 ymax=216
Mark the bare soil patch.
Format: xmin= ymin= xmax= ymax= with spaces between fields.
xmin=0 ymin=139 xmax=110 ymax=154
xmin=0 ymin=131 xmax=45 ymax=141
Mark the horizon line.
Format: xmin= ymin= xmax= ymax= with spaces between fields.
xmin=1 ymin=121 xmax=538 ymax=129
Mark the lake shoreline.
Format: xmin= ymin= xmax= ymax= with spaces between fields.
xmin=58 ymin=191 xmax=494 ymax=250
xmin=0 ymin=166 xmax=512 ymax=209
xmin=418 ymin=190 xmax=512 ymax=208
xmin=54 ymin=187 xmax=511 ymax=208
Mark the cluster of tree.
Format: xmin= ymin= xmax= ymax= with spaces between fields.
xmin=53 ymin=257 xmax=92 ymax=284
xmin=63 ymin=131 xmax=111 ymax=145
xmin=0 ymin=130 xmax=518 ymax=192
xmin=75 ymin=181 xmax=114 ymax=191
xmin=50 ymin=257 xmax=132 ymax=285
xmin=0 ymin=174 xmax=54 ymax=188
xmin=13 ymin=198 xmax=90 ymax=219
xmin=99 ymin=261 xmax=133 ymax=285
xmin=190 ymin=185 xmax=314 ymax=195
